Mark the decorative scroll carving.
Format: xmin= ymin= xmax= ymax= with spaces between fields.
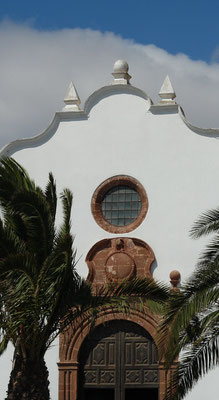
xmin=86 ymin=238 xmax=155 ymax=285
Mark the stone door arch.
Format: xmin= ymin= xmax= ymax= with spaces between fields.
xmin=58 ymin=236 xmax=179 ymax=400
xmin=78 ymin=320 xmax=159 ymax=400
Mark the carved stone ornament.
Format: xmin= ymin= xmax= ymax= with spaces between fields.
xmin=86 ymin=237 xmax=155 ymax=287
xmin=105 ymin=252 xmax=135 ymax=282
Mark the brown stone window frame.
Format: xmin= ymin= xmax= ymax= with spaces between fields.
xmin=91 ymin=175 xmax=148 ymax=233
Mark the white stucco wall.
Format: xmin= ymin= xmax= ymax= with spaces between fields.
xmin=1 ymin=79 xmax=218 ymax=399
xmin=4 ymin=87 xmax=219 ymax=282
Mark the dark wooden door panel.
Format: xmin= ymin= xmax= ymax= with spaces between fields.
xmin=79 ymin=320 xmax=158 ymax=400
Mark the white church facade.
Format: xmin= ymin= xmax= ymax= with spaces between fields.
xmin=1 ymin=60 xmax=219 ymax=400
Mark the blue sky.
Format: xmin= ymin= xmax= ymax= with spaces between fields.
xmin=1 ymin=0 xmax=219 ymax=62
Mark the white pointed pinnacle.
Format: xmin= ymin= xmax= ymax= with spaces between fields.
xmin=159 ymin=75 xmax=176 ymax=104
xmin=63 ymin=81 xmax=81 ymax=111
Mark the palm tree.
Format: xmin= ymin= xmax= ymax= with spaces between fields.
xmin=160 ymin=208 xmax=219 ymax=400
xmin=0 ymin=157 xmax=169 ymax=400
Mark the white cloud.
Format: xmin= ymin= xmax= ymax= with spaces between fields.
xmin=1 ymin=20 xmax=219 ymax=151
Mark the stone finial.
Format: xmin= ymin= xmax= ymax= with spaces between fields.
xmin=159 ymin=75 xmax=176 ymax=104
xmin=115 ymin=238 xmax=124 ymax=250
xmin=169 ymin=270 xmax=181 ymax=289
xmin=63 ymin=82 xmax=81 ymax=111
xmin=112 ymin=59 xmax=131 ymax=85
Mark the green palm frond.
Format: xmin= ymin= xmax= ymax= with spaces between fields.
xmin=190 ymin=207 xmax=219 ymax=266
xmin=0 ymin=253 xmax=36 ymax=285
xmin=161 ymin=203 xmax=219 ymax=400
xmin=166 ymin=331 xmax=219 ymax=400
xmin=197 ymin=235 xmax=219 ymax=265
xmin=0 ymin=157 xmax=36 ymax=204
xmin=190 ymin=208 xmax=219 ymax=239
xmin=58 ymin=277 xmax=169 ymax=343
xmin=60 ymin=188 xmax=73 ymax=234
xmin=112 ymin=276 xmax=169 ymax=300
xmin=185 ymin=262 xmax=219 ymax=294
xmin=8 ymin=190 xmax=55 ymax=258
xmin=44 ymin=173 xmax=57 ymax=220
xmin=0 ymin=336 xmax=9 ymax=356
xmin=0 ymin=218 xmax=25 ymax=257
xmin=199 ymin=310 xmax=219 ymax=332
xmin=160 ymin=286 xmax=219 ymax=365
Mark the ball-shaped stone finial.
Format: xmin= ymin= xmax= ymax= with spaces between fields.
xmin=113 ymin=60 xmax=129 ymax=73
xmin=169 ymin=270 xmax=181 ymax=288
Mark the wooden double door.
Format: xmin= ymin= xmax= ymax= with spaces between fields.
xmin=78 ymin=320 xmax=159 ymax=400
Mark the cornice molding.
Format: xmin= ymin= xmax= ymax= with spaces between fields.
xmin=178 ymin=107 xmax=219 ymax=137
xmin=84 ymin=84 xmax=153 ymax=114
xmin=0 ymin=84 xmax=152 ymax=157
xmin=149 ymin=104 xmax=219 ymax=138
xmin=0 ymin=111 xmax=87 ymax=157
xmin=1 ymin=84 xmax=219 ymax=158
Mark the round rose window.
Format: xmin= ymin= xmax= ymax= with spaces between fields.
xmin=91 ymin=176 xmax=148 ymax=234
xmin=101 ymin=185 xmax=142 ymax=226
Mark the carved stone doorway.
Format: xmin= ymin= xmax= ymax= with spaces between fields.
xmin=78 ymin=320 xmax=159 ymax=400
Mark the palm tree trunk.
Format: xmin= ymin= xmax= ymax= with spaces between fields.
xmin=6 ymin=354 xmax=50 ymax=400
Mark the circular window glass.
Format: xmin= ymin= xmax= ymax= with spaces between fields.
xmin=101 ymin=185 xmax=142 ymax=226
xmin=91 ymin=176 xmax=148 ymax=234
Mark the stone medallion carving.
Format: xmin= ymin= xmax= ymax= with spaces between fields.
xmin=85 ymin=237 xmax=155 ymax=287
xmin=105 ymin=252 xmax=135 ymax=282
